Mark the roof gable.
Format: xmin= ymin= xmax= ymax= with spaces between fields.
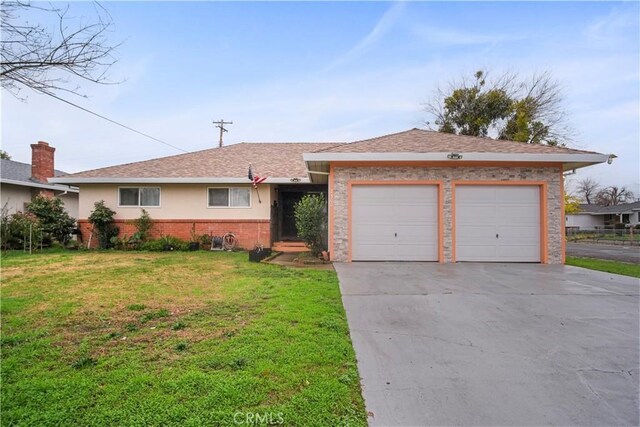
xmin=320 ymin=128 xmax=599 ymax=155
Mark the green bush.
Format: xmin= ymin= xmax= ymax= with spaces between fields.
xmin=294 ymin=193 xmax=327 ymax=256
xmin=0 ymin=210 xmax=44 ymax=250
xmin=139 ymin=235 xmax=188 ymax=251
xmin=26 ymin=195 xmax=75 ymax=244
xmin=88 ymin=201 xmax=119 ymax=249
xmin=133 ymin=209 xmax=153 ymax=242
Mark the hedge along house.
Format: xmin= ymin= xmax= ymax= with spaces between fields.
xmin=51 ymin=143 xmax=339 ymax=249
xmin=52 ymin=129 xmax=611 ymax=262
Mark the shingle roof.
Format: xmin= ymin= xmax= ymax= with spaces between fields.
xmin=577 ymin=202 xmax=640 ymax=214
xmin=319 ymin=128 xmax=599 ymax=154
xmin=64 ymin=142 xmax=342 ymax=179
xmin=59 ymin=128 xmax=606 ymax=180
xmin=1 ymin=158 xmax=67 ymax=183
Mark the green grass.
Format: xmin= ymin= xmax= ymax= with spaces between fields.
xmin=0 ymin=251 xmax=367 ymax=426
xmin=566 ymin=256 xmax=640 ymax=278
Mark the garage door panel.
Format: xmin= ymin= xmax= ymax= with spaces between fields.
xmin=496 ymin=245 xmax=539 ymax=260
xmin=456 ymin=225 xmax=495 ymax=239
xmin=456 ymin=244 xmax=498 ymax=261
xmin=497 ymin=225 xmax=539 ymax=239
xmin=354 ymin=244 xmax=398 ymax=261
xmin=396 ymin=224 xmax=438 ymax=243
xmin=395 ymin=245 xmax=438 ymax=261
xmin=497 ymin=186 xmax=539 ymax=202
xmin=352 ymin=185 xmax=438 ymax=261
xmin=456 ymin=185 xmax=540 ymax=262
xmin=353 ymin=224 xmax=396 ymax=243
xmin=353 ymin=204 xmax=396 ymax=223
xmin=394 ymin=208 xmax=436 ymax=223
xmin=457 ymin=205 xmax=497 ymax=224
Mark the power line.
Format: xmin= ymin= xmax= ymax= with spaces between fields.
xmin=36 ymin=90 xmax=189 ymax=153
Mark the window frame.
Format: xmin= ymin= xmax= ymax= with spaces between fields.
xmin=117 ymin=186 xmax=161 ymax=208
xmin=207 ymin=186 xmax=252 ymax=209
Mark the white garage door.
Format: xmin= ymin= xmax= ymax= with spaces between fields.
xmin=455 ymin=185 xmax=541 ymax=262
xmin=352 ymin=185 xmax=438 ymax=261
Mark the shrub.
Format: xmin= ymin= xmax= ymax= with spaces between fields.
xmin=294 ymin=193 xmax=327 ymax=256
xmin=0 ymin=210 xmax=44 ymax=250
xmin=88 ymin=201 xmax=119 ymax=249
xmin=133 ymin=209 xmax=153 ymax=242
xmin=26 ymin=195 xmax=75 ymax=244
xmin=140 ymin=235 xmax=188 ymax=251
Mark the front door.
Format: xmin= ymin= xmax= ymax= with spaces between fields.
xmin=280 ymin=192 xmax=306 ymax=240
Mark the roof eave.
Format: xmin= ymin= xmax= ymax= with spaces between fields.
xmin=0 ymin=178 xmax=79 ymax=193
xmin=49 ymin=177 xmax=311 ymax=185
xmin=303 ymin=152 xmax=611 ymax=171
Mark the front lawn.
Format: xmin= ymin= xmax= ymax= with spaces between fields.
xmin=566 ymin=256 xmax=640 ymax=278
xmin=1 ymin=251 xmax=367 ymax=426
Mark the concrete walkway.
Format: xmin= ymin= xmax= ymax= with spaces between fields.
xmin=567 ymin=242 xmax=640 ymax=263
xmin=336 ymin=262 xmax=639 ymax=426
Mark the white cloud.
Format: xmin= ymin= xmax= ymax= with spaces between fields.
xmin=322 ymin=2 xmax=406 ymax=72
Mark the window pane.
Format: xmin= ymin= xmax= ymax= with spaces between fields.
xmin=230 ymin=188 xmax=250 ymax=207
xmin=140 ymin=187 xmax=160 ymax=206
xmin=120 ymin=188 xmax=139 ymax=206
xmin=209 ymin=188 xmax=229 ymax=207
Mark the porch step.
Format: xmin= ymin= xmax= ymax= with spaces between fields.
xmin=272 ymin=241 xmax=310 ymax=253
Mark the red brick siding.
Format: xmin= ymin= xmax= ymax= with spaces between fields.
xmin=78 ymin=219 xmax=270 ymax=249
xmin=31 ymin=141 xmax=55 ymax=183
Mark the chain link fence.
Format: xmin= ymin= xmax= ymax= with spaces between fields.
xmin=566 ymin=227 xmax=640 ymax=245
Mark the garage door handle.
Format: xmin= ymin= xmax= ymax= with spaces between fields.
xmin=395 ymin=233 xmax=397 ymax=237
xmin=496 ymin=233 xmax=499 ymax=239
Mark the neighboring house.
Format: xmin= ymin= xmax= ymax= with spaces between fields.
xmin=51 ymin=128 xmax=611 ymax=264
xmin=1 ymin=142 xmax=79 ymax=218
xmin=566 ymin=202 xmax=640 ymax=229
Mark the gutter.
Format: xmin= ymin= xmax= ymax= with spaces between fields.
xmin=302 ymin=152 xmax=611 ymax=164
xmin=49 ymin=176 xmax=311 ymax=185
xmin=0 ymin=178 xmax=79 ymax=193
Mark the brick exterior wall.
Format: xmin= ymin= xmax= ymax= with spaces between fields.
xmin=78 ymin=219 xmax=270 ymax=249
xmin=331 ymin=166 xmax=563 ymax=264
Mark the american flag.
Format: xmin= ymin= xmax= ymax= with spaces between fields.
xmin=248 ymin=165 xmax=267 ymax=188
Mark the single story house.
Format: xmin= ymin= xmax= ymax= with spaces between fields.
xmin=566 ymin=202 xmax=640 ymax=229
xmin=51 ymin=129 xmax=611 ymax=263
xmin=1 ymin=141 xmax=79 ymax=217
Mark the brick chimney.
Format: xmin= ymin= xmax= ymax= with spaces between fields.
xmin=31 ymin=141 xmax=55 ymax=183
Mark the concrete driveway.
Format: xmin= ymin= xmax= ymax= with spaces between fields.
xmin=567 ymin=242 xmax=640 ymax=263
xmin=335 ymin=263 xmax=639 ymax=426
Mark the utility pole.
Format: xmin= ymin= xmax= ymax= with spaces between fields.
xmin=212 ymin=119 xmax=233 ymax=148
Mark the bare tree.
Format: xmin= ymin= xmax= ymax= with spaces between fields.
xmin=575 ymin=177 xmax=600 ymax=204
xmin=1 ymin=1 xmax=119 ymax=98
xmin=594 ymin=186 xmax=635 ymax=206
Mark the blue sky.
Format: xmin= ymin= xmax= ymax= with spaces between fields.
xmin=2 ymin=1 xmax=639 ymax=193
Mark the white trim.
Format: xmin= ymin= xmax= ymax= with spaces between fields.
xmin=206 ymin=186 xmax=252 ymax=209
xmin=303 ymin=152 xmax=610 ymax=164
xmin=117 ymin=186 xmax=161 ymax=208
xmin=0 ymin=178 xmax=79 ymax=193
xmin=49 ymin=176 xmax=309 ymax=184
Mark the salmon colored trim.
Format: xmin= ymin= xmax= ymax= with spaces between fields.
xmin=331 ymin=161 xmax=558 ymax=168
xmin=77 ymin=219 xmax=270 ymax=224
xmin=347 ymin=180 xmax=445 ymax=263
xmin=328 ymin=164 xmax=335 ymax=260
xmin=559 ymin=167 xmax=566 ymax=264
xmin=451 ymin=181 xmax=549 ymax=264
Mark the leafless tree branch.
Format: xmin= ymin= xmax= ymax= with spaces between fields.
xmin=1 ymin=1 xmax=121 ymax=99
